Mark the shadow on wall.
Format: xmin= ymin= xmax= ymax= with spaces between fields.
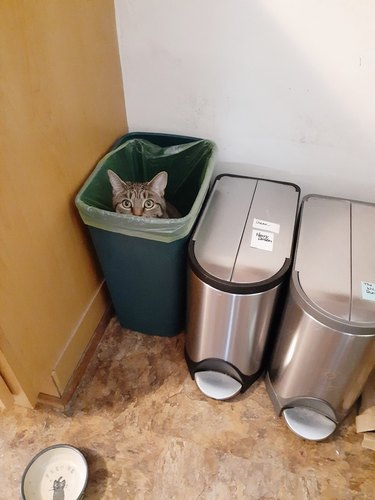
xmin=215 ymin=161 xmax=372 ymax=203
xmin=210 ymin=2 xmax=375 ymax=203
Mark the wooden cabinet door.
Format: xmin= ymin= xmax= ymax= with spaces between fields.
xmin=0 ymin=0 xmax=127 ymax=406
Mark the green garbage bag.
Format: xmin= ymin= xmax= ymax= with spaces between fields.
xmin=76 ymin=138 xmax=217 ymax=242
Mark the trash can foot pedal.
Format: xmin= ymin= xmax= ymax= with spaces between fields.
xmin=195 ymin=371 xmax=242 ymax=400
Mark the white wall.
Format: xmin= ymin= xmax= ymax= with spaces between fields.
xmin=115 ymin=0 xmax=375 ymax=201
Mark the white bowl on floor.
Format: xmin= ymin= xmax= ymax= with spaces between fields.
xmin=21 ymin=444 xmax=88 ymax=500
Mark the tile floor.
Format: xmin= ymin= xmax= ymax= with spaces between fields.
xmin=1 ymin=317 xmax=374 ymax=499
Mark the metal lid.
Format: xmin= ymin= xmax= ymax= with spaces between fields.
xmin=295 ymin=195 xmax=375 ymax=325
xmin=195 ymin=371 xmax=242 ymax=400
xmin=192 ymin=175 xmax=299 ymax=285
xmin=283 ymin=407 xmax=336 ymax=441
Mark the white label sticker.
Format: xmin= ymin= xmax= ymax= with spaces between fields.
xmin=361 ymin=281 xmax=375 ymax=302
xmin=250 ymin=229 xmax=274 ymax=251
xmin=253 ymin=218 xmax=280 ymax=234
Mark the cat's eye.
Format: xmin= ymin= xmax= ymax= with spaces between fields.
xmin=122 ymin=199 xmax=132 ymax=209
xmin=144 ymin=199 xmax=155 ymax=209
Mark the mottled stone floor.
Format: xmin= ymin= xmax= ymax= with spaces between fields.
xmin=1 ymin=317 xmax=374 ymax=499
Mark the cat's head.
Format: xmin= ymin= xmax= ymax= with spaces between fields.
xmin=107 ymin=170 xmax=168 ymax=218
xmin=53 ymin=477 xmax=66 ymax=490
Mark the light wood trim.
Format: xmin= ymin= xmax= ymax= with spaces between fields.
xmin=51 ymin=282 xmax=109 ymax=393
xmin=37 ymin=306 xmax=113 ymax=410
xmin=0 ymin=345 xmax=33 ymax=408
xmin=0 ymin=375 xmax=13 ymax=409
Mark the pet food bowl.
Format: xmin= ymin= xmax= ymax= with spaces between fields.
xmin=21 ymin=444 xmax=88 ymax=500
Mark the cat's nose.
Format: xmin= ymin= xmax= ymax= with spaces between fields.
xmin=132 ymin=207 xmax=143 ymax=216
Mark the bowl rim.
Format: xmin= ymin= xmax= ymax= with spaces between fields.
xmin=20 ymin=444 xmax=88 ymax=500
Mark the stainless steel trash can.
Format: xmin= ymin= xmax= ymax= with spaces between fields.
xmin=185 ymin=174 xmax=300 ymax=400
xmin=266 ymin=195 xmax=375 ymax=440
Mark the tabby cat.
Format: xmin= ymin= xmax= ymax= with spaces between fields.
xmin=107 ymin=170 xmax=180 ymax=218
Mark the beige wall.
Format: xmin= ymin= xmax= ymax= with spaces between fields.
xmin=117 ymin=1 xmax=375 ymax=202
xmin=0 ymin=0 xmax=127 ymax=406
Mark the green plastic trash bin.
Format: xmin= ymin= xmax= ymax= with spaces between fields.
xmin=76 ymin=132 xmax=217 ymax=336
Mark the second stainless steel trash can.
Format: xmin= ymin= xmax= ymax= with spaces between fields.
xmin=266 ymin=195 xmax=375 ymax=440
xmin=185 ymin=174 xmax=300 ymax=400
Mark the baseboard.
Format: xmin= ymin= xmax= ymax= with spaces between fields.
xmin=37 ymin=304 xmax=113 ymax=410
xmin=53 ymin=283 xmax=109 ymax=393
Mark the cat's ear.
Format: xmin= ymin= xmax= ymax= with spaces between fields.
xmin=107 ymin=169 xmax=126 ymax=195
xmin=148 ymin=171 xmax=168 ymax=197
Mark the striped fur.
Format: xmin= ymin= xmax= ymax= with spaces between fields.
xmin=107 ymin=170 xmax=180 ymax=218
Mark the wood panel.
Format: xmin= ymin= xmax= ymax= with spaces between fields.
xmin=37 ymin=306 xmax=113 ymax=410
xmin=0 ymin=375 xmax=13 ymax=409
xmin=0 ymin=0 xmax=127 ymax=406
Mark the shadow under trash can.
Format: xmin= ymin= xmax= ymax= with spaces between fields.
xmin=75 ymin=132 xmax=217 ymax=337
